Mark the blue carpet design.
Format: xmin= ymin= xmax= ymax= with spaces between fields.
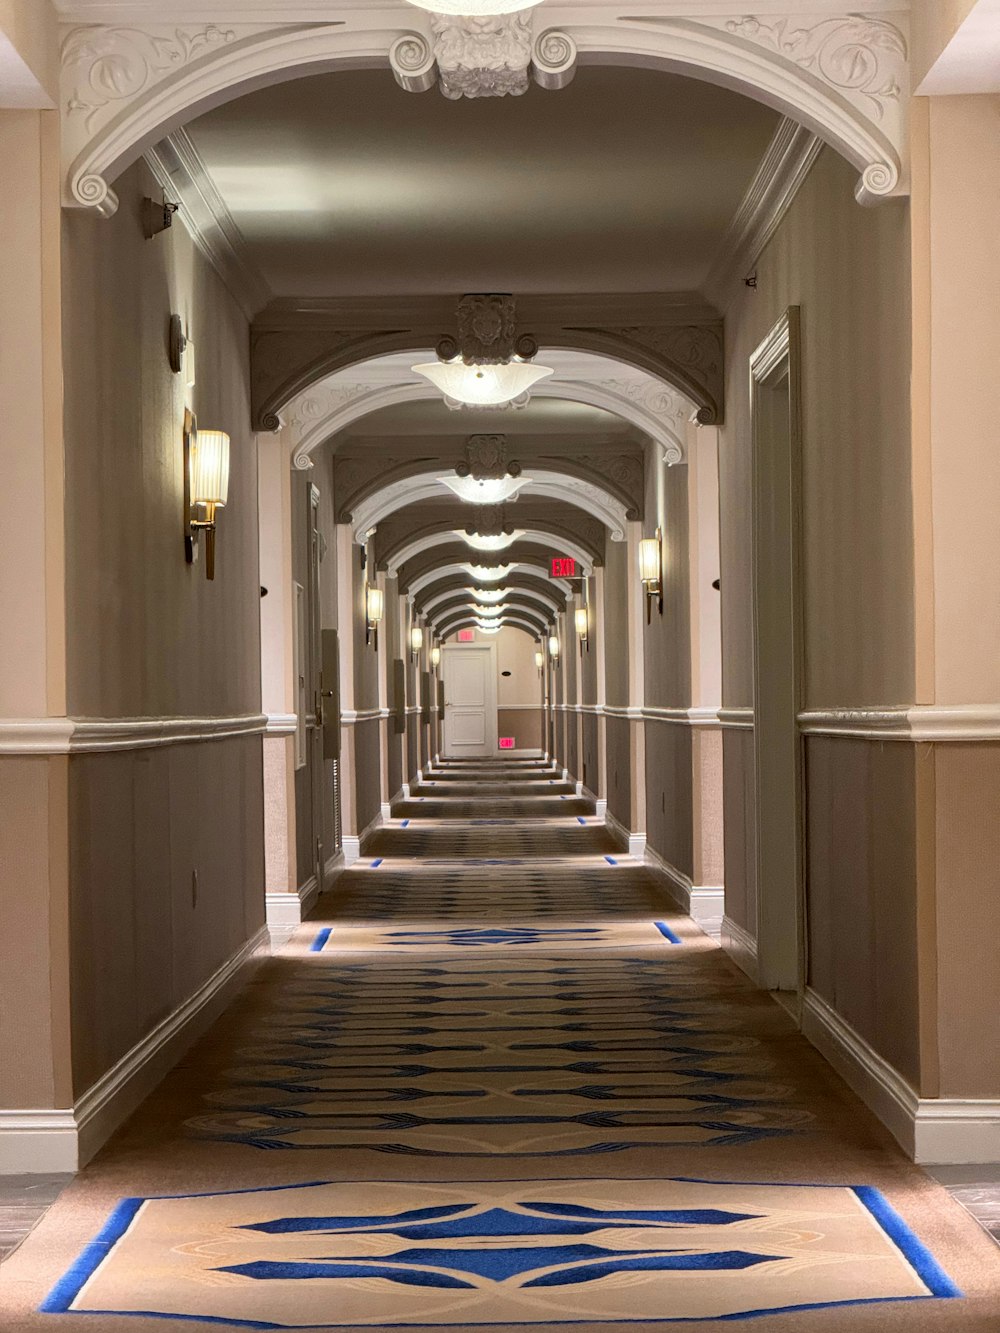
xmin=42 ymin=1178 xmax=960 ymax=1327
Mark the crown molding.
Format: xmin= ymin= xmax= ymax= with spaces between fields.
xmin=144 ymin=129 xmax=272 ymax=320
xmin=703 ymin=116 xmax=823 ymax=311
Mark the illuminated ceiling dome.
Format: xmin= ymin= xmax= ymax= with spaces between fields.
xmin=404 ymin=0 xmax=543 ymax=15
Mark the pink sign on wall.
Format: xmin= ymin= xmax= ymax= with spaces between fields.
xmin=458 ymin=628 xmax=475 ymax=642
xmin=498 ymin=737 xmax=515 ymax=750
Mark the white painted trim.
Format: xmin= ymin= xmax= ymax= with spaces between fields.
xmin=265 ymin=874 xmax=319 ymax=934
xmin=0 ymin=1111 xmax=78 ymax=1175
xmin=798 ymin=705 xmax=1000 ymax=742
xmin=704 ymin=118 xmax=823 ymax=309
xmin=803 ymin=987 xmax=1000 ymax=1163
xmin=595 ymin=798 xmax=608 ymax=818
xmin=721 ymin=915 xmax=758 ymax=981
xmin=343 ymin=808 xmax=384 ymax=865
xmin=380 ymin=801 xmax=392 ymax=820
xmin=718 ymin=708 xmax=755 ymax=730
xmin=143 ymin=129 xmax=271 ymax=319
xmin=401 ymin=782 xmax=411 ymax=800
xmin=351 ymin=469 xmax=630 ymax=545
xmin=503 ymin=747 xmax=544 ymax=757
xmin=341 ymin=707 xmax=390 ymax=724
xmin=265 ymin=712 xmax=297 ymax=735
xmin=0 ymin=925 xmax=270 ymax=1173
xmin=605 ymin=808 xmax=646 ymax=859
xmin=643 ymin=844 xmax=725 ymax=936
xmin=0 ymin=714 xmax=268 ymax=754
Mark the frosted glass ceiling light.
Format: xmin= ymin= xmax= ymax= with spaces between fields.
xmin=438 ymin=472 xmax=532 ymax=504
xmin=466 ymin=586 xmax=509 ymax=603
xmin=475 ymin=621 xmax=502 ymax=634
xmin=405 ymin=0 xmax=543 ymax=14
xmin=414 ymin=361 xmax=553 ymax=408
xmin=471 ymin=604 xmax=505 ymax=618
xmin=464 ymin=563 xmax=515 ymax=581
xmin=458 ymin=531 xmax=524 ymax=552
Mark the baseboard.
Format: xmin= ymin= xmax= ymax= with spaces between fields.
xmin=504 ymin=747 xmax=543 ymax=757
xmin=380 ymin=802 xmax=392 ymax=820
xmin=722 ymin=914 xmax=758 ymax=981
xmin=690 ymin=887 xmax=724 ymax=935
xmin=265 ymin=875 xmax=318 ymax=934
xmin=800 ymin=987 xmax=1000 ymax=1163
xmin=643 ymin=843 xmax=691 ymax=911
xmin=0 ymin=925 xmax=271 ymax=1173
xmin=402 ymin=782 xmax=411 ymax=800
xmin=604 ymin=809 xmax=647 ymax=858
xmin=344 ymin=808 xmax=385 ymax=864
xmin=0 ymin=1110 xmax=77 ymax=1174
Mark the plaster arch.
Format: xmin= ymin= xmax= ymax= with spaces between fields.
xmin=387 ymin=531 xmax=595 ymax=579
xmin=440 ymin=616 xmax=545 ymax=641
xmin=285 ymin=367 xmax=690 ymax=470
xmin=404 ymin=562 xmax=570 ymax=602
xmin=438 ymin=608 xmax=548 ymax=637
xmin=351 ymin=468 xmax=631 ymax=544
xmin=62 ymin=10 xmax=907 ymax=220
xmin=428 ymin=592 xmax=558 ymax=626
xmin=418 ymin=578 xmax=568 ymax=613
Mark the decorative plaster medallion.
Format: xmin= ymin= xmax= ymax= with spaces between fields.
xmin=390 ymin=16 xmax=576 ymax=100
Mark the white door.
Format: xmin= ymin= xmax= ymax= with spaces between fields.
xmin=442 ymin=645 xmax=496 ymax=758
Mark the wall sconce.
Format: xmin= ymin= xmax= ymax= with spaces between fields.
xmin=535 ymin=649 xmax=544 ymax=672
xmin=183 ymin=411 xmax=230 ymax=581
xmin=575 ymin=604 xmax=589 ymax=653
xmin=638 ymin=527 xmax=664 ymax=623
xmin=548 ymin=634 xmax=560 ymax=662
xmin=431 ymin=646 xmax=441 ymax=669
xmin=410 ymin=624 xmax=424 ymax=662
xmin=365 ymin=584 xmax=384 ymax=649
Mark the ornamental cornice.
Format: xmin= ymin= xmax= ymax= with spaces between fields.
xmin=59 ymin=9 xmax=910 ymax=217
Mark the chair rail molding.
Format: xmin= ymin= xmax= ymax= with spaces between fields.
xmin=797 ymin=704 xmax=1000 ymax=742
xmin=59 ymin=8 xmax=908 ymax=219
xmin=0 ymin=714 xmax=268 ymax=754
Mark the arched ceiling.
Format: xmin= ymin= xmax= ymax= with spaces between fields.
xmin=374 ymin=501 xmax=608 ymax=570
xmin=390 ymin=535 xmax=592 ymax=583
xmin=182 ymin=67 xmax=779 ymax=299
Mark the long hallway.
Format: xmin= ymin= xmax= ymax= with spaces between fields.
xmin=3 ymin=759 xmax=1000 ymax=1329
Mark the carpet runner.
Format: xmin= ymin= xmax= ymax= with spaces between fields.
xmin=2 ymin=755 xmax=999 ymax=1329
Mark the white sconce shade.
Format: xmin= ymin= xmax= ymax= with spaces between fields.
xmin=430 ymin=646 xmax=441 ymax=668
xmin=548 ymin=634 xmax=560 ymax=659
xmin=638 ymin=527 xmax=664 ymax=622
xmin=410 ymin=625 xmax=424 ymax=656
xmin=534 ymin=650 xmax=544 ymax=669
xmin=464 ymin=563 xmax=515 ymax=581
xmin=190 ymin=429 xmax=230 ymax=507
xmin=366 ymin=585 xmax=384 ymax=625
xmin=458 ymin=531 xmax=524 ymax=552
xmin=575 ymin=607 xmax=589 ymax=638
xmin=438 ymin=473 xmax=533 ymax=504
xmin=413 ymin=360 xmax=553 ymax=408
xmin=467 ymin=586 xmax=509 ymax=603
xmin=405 ymin=0 xmax=542 ymax=14
xmin=638 ymin=535 xmax=662 ymax=588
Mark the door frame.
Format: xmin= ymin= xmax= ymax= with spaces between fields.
xmin=441 ymin=642 xmax=498 ymax=758
xmin=750 ymin=306 xmax=806 ymax=998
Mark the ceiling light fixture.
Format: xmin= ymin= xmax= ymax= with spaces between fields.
xmin=404 ymin=0 xmax=543 ymax=14
xmin=438 ymin=472 xmax=531 ymax=504
xmin=415 ymin=360 xmax=552 ymax=408
xmin=458 ymin=531 xmax=524 ymax=552
xmin=413 ymin=294 xmax=553 ymax=409
xmin=464 ymin=562 xmax=516 ymax=581
xmin=466 ymin=586 xmax=509 ymax=602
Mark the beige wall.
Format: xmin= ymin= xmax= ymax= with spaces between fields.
xmin=720 ymin=146 xmax=913 ymax=711
xmin=58 ymin=159 xmax=266 ymax=1097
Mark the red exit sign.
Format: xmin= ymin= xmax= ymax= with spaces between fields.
xmin=550 ymin=556 xmax=577 ymax=578
xmin=498 ymin=737 xmax=515 ymax=749
xmin=458 ymin=628 xmax=475 ymax=642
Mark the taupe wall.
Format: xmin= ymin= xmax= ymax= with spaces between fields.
xmin=60 ymin=160 xmax=265 ymax=1095
xmin=718 ymin=145 xmax=916 ymax=1077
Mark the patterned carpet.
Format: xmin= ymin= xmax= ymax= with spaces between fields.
xmin=3 ymin=755 xmax=1000 ymax=1329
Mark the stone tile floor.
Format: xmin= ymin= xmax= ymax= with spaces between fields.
xmin=928 ymin=1166 xmax=1000 ymax=1245
xmin=0 ymin=1177 xmax=72 ymax=1264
